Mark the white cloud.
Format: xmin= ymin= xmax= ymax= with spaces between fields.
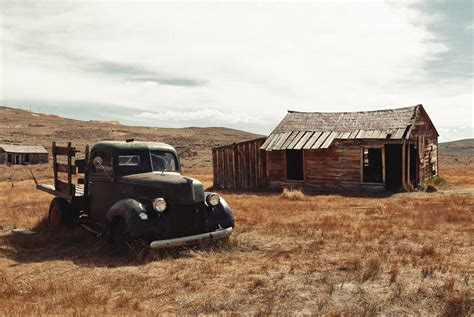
xmin=135 ymin=109 xmax=262 ymax=125
xmin=0 ymin=1 xmax=472 ymax=141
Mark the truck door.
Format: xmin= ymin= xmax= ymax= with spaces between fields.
xmin=88 ymin=149 xmax=120 ymax=223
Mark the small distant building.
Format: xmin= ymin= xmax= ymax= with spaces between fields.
xmin=213 ymin=104 xmax=439 ymax=192
xmin=0 ymin=144 xmax=49 ymax=165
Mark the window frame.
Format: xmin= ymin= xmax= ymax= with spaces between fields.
xmin=360 ymin=146 xmax=385 ymax=185
xmin=118 ymin=155 xmax=141 ymax=167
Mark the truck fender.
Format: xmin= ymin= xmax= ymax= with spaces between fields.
xmin=106 ymin=198 xmax=148 ymax=237
xmin=205 ymin=193 xmax=234 ymax=229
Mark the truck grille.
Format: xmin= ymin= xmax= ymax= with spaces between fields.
xmin=170 ymin=202 xmax=206 ymax=237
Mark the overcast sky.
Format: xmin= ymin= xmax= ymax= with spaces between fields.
xmin=1 ymin=0 xmax=472 ymax=141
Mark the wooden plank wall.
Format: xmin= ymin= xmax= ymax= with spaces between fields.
xmin=410 ymin=108 xmax=439 ymax=183
xmin=0 ymin=152 xmax=48 ymax=165
xmin=268 ymin=140 xmax=365 ymax=190
xmin=212 ymin=138 xmax=268 ymax=190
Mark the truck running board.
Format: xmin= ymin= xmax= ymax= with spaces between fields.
xmin=149 ymin=227 xmax=233 ymax=250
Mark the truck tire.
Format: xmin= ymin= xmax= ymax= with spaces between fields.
xmin=111 ymin=217 xmax=130 ymax=252
xmin=47 ymin=197 xmax=75 ymax=229
xmin=111 ymin=217 xmax=149 ymax=259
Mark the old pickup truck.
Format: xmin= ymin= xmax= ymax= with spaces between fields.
xmin=37 ymin=140 xmax=234 ymax=250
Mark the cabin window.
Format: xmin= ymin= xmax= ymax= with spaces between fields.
xmin=92 ymin=151 xmax=113 ymax=174
xmin=362 ymin=148 xmax=383 ymax=183
xmin=286 ymin=150 xmax=304 ymax=180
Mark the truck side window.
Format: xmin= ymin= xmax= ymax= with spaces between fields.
xmin=92 ymin=151 xmax=113 ymax=174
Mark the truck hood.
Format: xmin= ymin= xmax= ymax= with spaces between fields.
xmin=117 ymin=172 xmax=205 ymax=204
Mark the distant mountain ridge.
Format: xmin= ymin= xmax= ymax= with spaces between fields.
xmin=439 ymin=138 xmax=474 ymax=156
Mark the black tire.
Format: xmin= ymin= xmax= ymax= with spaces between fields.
xmin=47 ymin=197 xmax=75 ymax=230
xmin=111 ymin=218 xmax=150 ymax=260
xmin=111 ymin=217 xmax=130 ymax=253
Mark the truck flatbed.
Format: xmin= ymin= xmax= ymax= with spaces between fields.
xmin=37 ymin=183 xmax=84 ymax=201
xmin=36 ymin=142 xmax=88 ymax=203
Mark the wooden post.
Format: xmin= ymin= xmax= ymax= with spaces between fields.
xmin=407 ymin=144 xmax=411 ymax=188
xmin=52 ymin=142 xmax=58 ymax=190
xmin=401 ymin=141 xmax=406 ymax=191
xmin=67 ymin=142 xmax=73 ymax=196
xmin=382 ymin=146 xmax=386 ymax=185
xmin=84 ymin=145 xmax=89 ymax=200
xmin=436 ymin=139 xmax=439 ymax=178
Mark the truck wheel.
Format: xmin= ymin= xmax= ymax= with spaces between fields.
xmin=111 ymin=218 xmax=149 ymax=260
xmin=111 ymin=218 xmax=130 ymax=252
xmin=48 ymin=197 xmax=75 ymax=229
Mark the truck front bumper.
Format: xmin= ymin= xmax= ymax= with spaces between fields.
xmin=149 ymin=227 xmax=233 ymax=250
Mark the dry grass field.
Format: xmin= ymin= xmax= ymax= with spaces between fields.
xmin=0 ymin=107 xmax=473 ymax=315
xmin=0 ymin=165 xmax=472 ymax=315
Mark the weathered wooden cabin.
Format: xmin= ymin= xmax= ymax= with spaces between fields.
xmin=0 ymin=144 xmax=49 ymax=165
xmin=213 ymin=104 xmax=438 ymax=191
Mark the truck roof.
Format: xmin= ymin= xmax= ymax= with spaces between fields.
xmin=91 ymin=141 xmax=177 ymax=154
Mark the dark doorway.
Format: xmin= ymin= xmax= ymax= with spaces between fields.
xmin=385 ymin=144 xmax=402 ymax=189
xmin=409 ymin=144 xmax=417 ymax=186
xmin=7 ymin=154 xmax=12 ymax=164
xmin=362 ymin=148 xmax=383 ymax=183
xmin=286 ymin=150 xmax=304 ymax=180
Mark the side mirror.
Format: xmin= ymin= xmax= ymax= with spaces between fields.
xmin=93 ymin=156 xmax=103 ymax=167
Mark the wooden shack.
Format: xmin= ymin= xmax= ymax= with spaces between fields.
xmin=212 ymin=138 xmax=268 ymax=190
xmin=213 ymin=104 xmax=439 ymax=191
xmin=0 ymin=144 xmax=49 ymax=165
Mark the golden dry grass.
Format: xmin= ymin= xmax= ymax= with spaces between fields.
xmin=0 ymin=167 xmax=473 ymax=315
xmin=280 ymin=188 xmax=305 ymax=201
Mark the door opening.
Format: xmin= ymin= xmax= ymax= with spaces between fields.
xmin=385 ymin=144 xmax=402 ymax=189
xmin=286 ymin=150 xmax=304 ymax=180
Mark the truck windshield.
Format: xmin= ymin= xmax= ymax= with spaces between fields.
xmin=150 ymin=151 xmax=178 ymax=172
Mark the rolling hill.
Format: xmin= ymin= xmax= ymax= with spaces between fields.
xmin=438 ymin=138 xmax=474 ymax=155
xmin=0 ymin=106 xmax=261 ymax=170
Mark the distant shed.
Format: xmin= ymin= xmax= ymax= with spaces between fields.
xmin=213 ymin=104 xmax=439 ymax=192
xmin=0 ymin=144 xmax=49 ymax=165
xmin=212 ymin=138 xmax=268 ymax=190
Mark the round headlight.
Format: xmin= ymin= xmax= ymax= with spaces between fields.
xmin=153 ymin=198 xmax=167 ymax=212
xmin=207 ymin=193 xmax=220 ymax=206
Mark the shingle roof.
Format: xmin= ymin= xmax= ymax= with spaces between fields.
xmin=0 ymin=144 xmax=48 ymax=154
xmin=261 ymin=105 xmax=421 ymax=151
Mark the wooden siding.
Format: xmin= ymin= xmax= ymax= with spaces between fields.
xmin=268 ymin=140 xmax=390 ymax=191
xmin=409 ymin=107 xmax=439 ymax=183
xmin=212 ymin=138 xmax=268 ymax=190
